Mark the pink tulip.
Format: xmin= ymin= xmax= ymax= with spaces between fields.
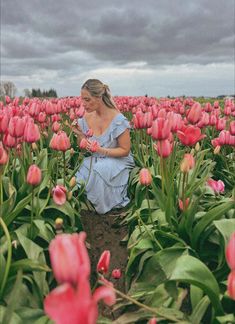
xmin=89 ymin=140 xmax=100 ymax=153
xmin=97 ymin=250 xmax=111 ymax=274
xmin=139 ymin=168 xmax=152 ymax=186
xmin=24 ymin=120 xmax=40 ymax=143
xmin=79 ymin=138 xmax=89 ymax=149
xmin=187 ymin=102 xmax=202 ymax=124
xmin=0 ymin=143 xmax=8 ymax=165
xmin=229 ymin=121 xmax=235 ymax=135
xmin=52 ymin=185 xmax=67 ymax=205
xmin=151 ymin=118 xmax=171 ymax=140
xmin=26 ymin=164 xmax=42 ymax=186
xmin=207 ymin=178 xmax=225 ymax=194
xmin=178 ymin=198 xmax=190 ymax=211
xmin=226 ymin=233 xmax=235 ymax=270
xmin=227 ymin=271 xmax=235 ymax=300
xmin=148 ymin=318 xmax=158 ymax=324
xmin=44 ymin=279 xmax=115 ymax=324
xmin=49 ymin=131 xmax=71 ymax=152
xmin=154 ymin=139 xmax=173 ymax=158
xmin=85 ymin=129 xmax=94 ymax=137
xmin=49 ymin=232 xmax=90 ymax=285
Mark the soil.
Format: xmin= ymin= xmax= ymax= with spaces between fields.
xmin=80 ymin=209 xmax=129 ymax=319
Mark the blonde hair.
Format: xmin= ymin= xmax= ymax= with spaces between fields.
xmin=81 ymin=79 xmax=116 ymax=109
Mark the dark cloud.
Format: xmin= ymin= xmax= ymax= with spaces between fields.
xmin=1 ymin=0 xmax=234 ymax=96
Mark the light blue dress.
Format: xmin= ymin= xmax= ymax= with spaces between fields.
xmin=76 ymin=113 xmax=135 ymax=214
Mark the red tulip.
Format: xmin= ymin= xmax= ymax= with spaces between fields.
xmin=52 ymin=185 xmax=67 ymax=205
xmin=49 ymin=232 xmax=90 ymax=285
xmin=97 ymin=250 xmax=111 ymax=274
xmin=26 ymin=164 xmax=42 ymax=186
xmin=226 ymin=232 xmax=235 ymax=270
xmin=177 ymin=125 xmax=206 ymax=146
xmin=111 ymin=268 xmax=122 ymax=279
xmin=227 ymin=271 xmax=235 ymax=300
xmin=139 ymin=168 xmax=152 ymax=186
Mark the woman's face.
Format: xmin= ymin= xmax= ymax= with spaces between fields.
xmin=81 ymin=89 xmax=101 ymax=113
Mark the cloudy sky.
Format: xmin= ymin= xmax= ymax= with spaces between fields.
xmin=1 ymin=0 xmax=234 ymax=97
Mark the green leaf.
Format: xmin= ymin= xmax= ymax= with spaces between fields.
xmin=169 ymin=255 xmax=223 ymax=315
xmin=192 ymin=200 xmax=234 ymax=249
xmin=3 ymin=192 xmax=32 ymax=226
xmin=10 ymin=259 xmax=51 ymax=274
xmin=190 ymin=295 xmax=210 ymax=324
xmin=213 ymin=219 xmax=235 ymax=246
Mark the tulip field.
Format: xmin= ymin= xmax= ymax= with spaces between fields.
xmin=0 ymin=95 xmax=235 ymax=323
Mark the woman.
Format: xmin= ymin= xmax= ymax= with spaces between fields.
xmin=72 ymin=79 xmax=135 ymax=214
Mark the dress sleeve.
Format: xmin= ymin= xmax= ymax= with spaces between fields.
xmin=111 ymin=115 xmax=131 ymax=140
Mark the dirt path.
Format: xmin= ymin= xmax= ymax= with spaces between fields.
xmin=80 ymin=210 xmax=129 ymax=318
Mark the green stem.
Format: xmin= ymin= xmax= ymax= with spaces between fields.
xmin=0 ymin=217 xmax=12 ymax=299
xmin=30 ymin=187 xmax=35 ymax=238
xmin=100 ymin=281 xmax=180 ymax=322
xmin=146 ymin=188 xmax=154 ymax=226
xmin=138 ymin=212 xmax=163 ymax=250
xmin=63 ymin=151 xmax=66 ymax=186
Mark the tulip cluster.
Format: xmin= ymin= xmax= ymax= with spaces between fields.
xmin=44 ymin=232 xmax=116 ymax=324
xmin=225 ymin=233 xmax=235 ymax=300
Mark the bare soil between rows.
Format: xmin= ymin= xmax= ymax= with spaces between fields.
xmin=80 ymin=210 xmax=129 ymax=319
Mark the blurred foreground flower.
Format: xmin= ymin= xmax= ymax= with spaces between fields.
xmin=44 ymin=232 xmax=116 ymax=324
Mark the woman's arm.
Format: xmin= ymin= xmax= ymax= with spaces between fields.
xmin=96 ymin=129 xmax=131 ymax=157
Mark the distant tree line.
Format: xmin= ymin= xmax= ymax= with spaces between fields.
xmin=24 ymin=88 xmax=58 ymax=98
xmin=0 ymin=80 xmax=58 ymax=98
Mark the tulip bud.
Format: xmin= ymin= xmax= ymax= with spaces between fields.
xmin=148 ymin=318 xmax=157 ymax=324
xmin=55 ymin=217 xmax=64 ymax=234
xmin=31 ymin=142 xmax=38 ymax=151
xmin=226 ymin=232 xmax=235 ymax=270
xmin=195 ymin=142 xmax=200 ymax=151
xmin=70 ymin=148 xmax=75 ymax=156
xmin=213 ymin=145 xmax=221 ymax=155
xmin=67 ymin=191 xmax=73 ymax=201
xmin=180 ymin=154 xmax=195 ymax=173
xmin=26 ymin=164 xmax=42 ymax=186
xmin=69 ymin=177 xmax=76 ymax=188
xmin=12 ymin=240 xmax=18 ymax=249
xmin=97 ymin=250 xmax=111 ymax=274
xmin=111 ymin=268 xmax=122 ymax=279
